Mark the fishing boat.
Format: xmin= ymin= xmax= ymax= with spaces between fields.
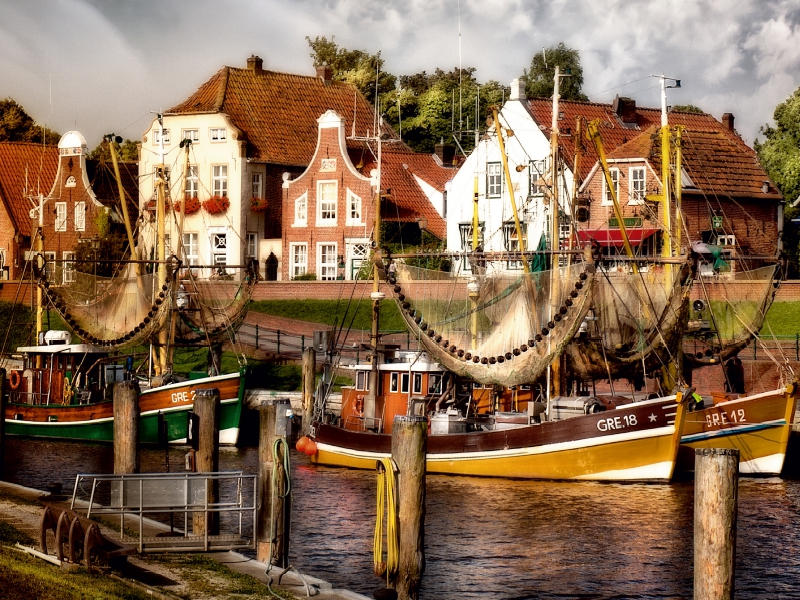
xmin=1 ymin=128 xmax=250 ymax=444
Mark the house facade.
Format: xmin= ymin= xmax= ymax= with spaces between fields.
xmin=139 ymin=55 xmax=395 ymax=280
xmin=282 ymin=110 xmax=450 ymax=281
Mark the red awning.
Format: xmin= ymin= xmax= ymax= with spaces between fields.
xmin=576 ymin=228 xmax=660 ymax=247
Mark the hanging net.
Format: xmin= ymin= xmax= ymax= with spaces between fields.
xmin=391 ymin=254 xmax=595 ymax=387
xmin=684 ymin=263 xmax=780 ymax=366
xmin=564 ymin=261 xmax=693 ymax=381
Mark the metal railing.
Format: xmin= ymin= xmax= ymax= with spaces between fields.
xmin=70 ymin=472 xmax=257 ymax=553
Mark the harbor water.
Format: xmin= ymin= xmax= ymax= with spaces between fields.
xmin=4 ymin=438 xmax=800 ymax=599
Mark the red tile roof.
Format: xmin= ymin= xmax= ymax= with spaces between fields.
xmin=0 ymin=142 xmax=59 ymax=231
xmin=361 ymin=147 xmax=450 ymax=239
xmin=524 ymin=99 xmax=744 ymax=182
xmin=608 ymin=126 xmax=781 ymax=200
xmin=169 ymin=64 xmax=397 ymax=167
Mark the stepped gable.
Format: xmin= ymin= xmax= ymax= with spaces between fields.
xmin=608 ymin=126 xmax=781 ymax=200
xmin=0 ymin=142 xmax=59 ymax=230
xmin=169 ymin=64 xmax=397 ymax=167
xmin=525 ymin=98 xmax=738 ymax=181
xmin=361 ymin=147 xmax=448 ymax=239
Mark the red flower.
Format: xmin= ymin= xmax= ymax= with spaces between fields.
xmin=202 ymin=195 xmax=230 ymax=215
xmin=174 ymin=196 xmax=201 ymax=214
xmin=251 ymin=197 xmax=268 ymax=212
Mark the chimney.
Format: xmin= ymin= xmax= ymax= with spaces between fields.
xmin=435 ymin=140 xmax=456 ymax=165
xmin=612 ymin=95 xmax=637 ymax=124
xmin=246 ymin=54 xmax=263 ymax=73
xmin=509 ymin=78 xmax=527 ymax=102
xmin=722 ymin=113 xmax=735 ymax=132
xmin=316 ymin=62 xmax=333 ymax=84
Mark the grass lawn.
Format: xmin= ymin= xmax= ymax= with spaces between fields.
xmin=249 ymin=299 xmax=407 ymax=331
xmin=763 ymin=301 xmax=800 ymax=337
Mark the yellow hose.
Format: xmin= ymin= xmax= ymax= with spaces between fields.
xmin=373 ymin=457 xmax=399 ymax=581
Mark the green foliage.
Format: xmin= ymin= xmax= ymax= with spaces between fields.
xmin=88 ymin=138 xmax=139 ymax=162
xmin=249 ymin=299 xmax=406 ymax=331
xmin=671 ymin=104 xmax=704 ymax=113
xmin=0 ymin=98 xmax=60 ymax=144
xmin=0 ymin=301 xmax=34 ymax=352
xmin=95 ymin=209 xmax=111 ymax=239
xmin=293 ymin=272 xmax=318 ymax=281
xmin=755 ymin=86 xmax=800 ymax=276
xmin=72 ymin=230 xmax=127 ymax=277
xmin=524 ymin=43 xmax=588 ymax=101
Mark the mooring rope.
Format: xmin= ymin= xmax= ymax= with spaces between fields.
xmin=374 ymin=457 xmax=399 ymax=584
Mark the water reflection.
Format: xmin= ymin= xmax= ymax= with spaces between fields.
xmin=4 ymin=438 xmax=800 ymax=599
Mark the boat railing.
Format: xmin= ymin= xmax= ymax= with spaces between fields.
xmin=69 ymin=471 xmax=257 ymax=553
xmin=344 ymin=415 xmax=383 ymax=432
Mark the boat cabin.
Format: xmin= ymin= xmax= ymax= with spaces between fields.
xmin=6 ymin=332 xmax=116 ymax=406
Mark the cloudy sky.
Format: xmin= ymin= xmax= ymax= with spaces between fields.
xmin=1 ymin=0 xmax=798 ymax=148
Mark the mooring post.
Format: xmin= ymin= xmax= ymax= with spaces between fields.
xmin=694 ymin=448 xmax=739 ymax=600
xmin=0 ymin=368 xmax=6 ymax=481
xmin=193 ymin=388 xmax=220 ymax=536
xmin=302 ymin=347 xmax=316 ymax=435
xmin=257 ymin=402 xmax=278 ymax=565
xmin=391 ymin=415 xmax=427 ymax=600
xmin=113 ymin=380 xmax=140 ymax=474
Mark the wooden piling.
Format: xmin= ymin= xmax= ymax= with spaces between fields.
xmin=302 ymin=347 xmax=316 ymax=435
xmin=192 ymin=388 xmax=220 ymax=536
xmin=257 ymin=402 xmax=277 ymax=565
xmin=694 ymin=448 xmax=739 ymax=600
xmin=0 ymin=368 xmax=5 ymax=481
xmin=113 ymin=380 xmax=140 ymax=475
xmin=391 ymin=415 xmax=427 ymax=600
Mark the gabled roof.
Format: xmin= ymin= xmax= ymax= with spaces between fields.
xmin=85 ymin=159 xmax=141 ymax=220
xmin=0 ymin=142 xmax=59 ymax=231
xmin=607 ymin=126 xmax=781 ymax=200
xmin=524 ymin=98 xmax=742 ymax=181
xmin=169 ymin=63 xmax=397 ymax=167
xmin=362 ymin=147 xmax=450 ymax=239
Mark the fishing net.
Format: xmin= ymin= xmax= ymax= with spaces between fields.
xmin=391 ymin=255 xmax=595 ymax=387
xmin=565 ymin=262 xmax=693 ymax=380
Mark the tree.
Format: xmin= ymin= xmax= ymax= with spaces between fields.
xmin=89 ymin=137 xmax=139 ymax=162
xmin=755 ymin=87 xmax=800 ymax=276
xmin=524 ymin=43 xmax=588 ymax=101
xmin=0 ymin=98 xmax=60 ymax=144
xmin=671 ymin=104 xmax=705 ymax=113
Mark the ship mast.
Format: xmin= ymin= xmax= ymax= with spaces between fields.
xmin=154 ymin=113 xmax=169 ymax=377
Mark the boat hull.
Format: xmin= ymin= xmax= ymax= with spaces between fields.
xmin=311 ymin=397 xmax=686 ymax=482
xmin=678 ymin=385 xmax=798 ymax=476
xmin=4 ymin=372 xmax=245 ymax=445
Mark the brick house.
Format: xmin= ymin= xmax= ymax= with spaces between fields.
xmin=0 ymin=133 xmax=138 ymax=284
xmin=282 ymin=110 xmax=450 ymax=281
xmin=0 ymin=142 xmax=59 ymax=281
xmin=140 ymin=55 xmax=394 ymax=280
xmin=578 ymin=121 xmax=782 ymax=268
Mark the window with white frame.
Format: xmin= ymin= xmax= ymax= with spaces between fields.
xmin=55 ymin=202 xmax=67 ymax=232
xmin=252 ymin=172 xmax=263 ymax=198
xmin=390 ymin=372 xmax=399 ymax=393
xmin=602 ymin=167 xmax=620 ymax=206
xmin=62 ymin=251 xmax=75 ymax=284
xmin=348 ymin=242 xmax=369 ymax=280
xmin=346 ymin=189 xmax=362 ymax=225
xmin=182 ymin=233 xmax=199 ymax=266
xmin=44 ymin=251 xmax=56 ymax=281
xmin=290 ymin=243 xmax=308 ymax=278
xmin=487 ymin=162 xmax=502 ymax=198
xmin=412 ymin=373 xmax=423 ymax=394
xmin=153 ymin=166 xmax=171 ymax=199
xmin=211 ymin=233 xmax=227 ymax=266
xmin=629 ymin=167 xmax=646 ymax=204
xmin=74 ymin=202 xmax=85 ymax=231
xmin=209 ymin=128 xmax=227 ymax=142
xmin=400 ymin=372 xmax=410 ymax=394
xmin=294 ymin=193 xmax=307 ymax=226
xmin=459 ymin=222 xmax=485 ymax=271
xmin=212 ymin=165 xmax=228 ymax=197
xmin=246 ymin=233 xmax=257 ymax=260
xmin=318 ymin=243 xmax=337 ymax=280
xmin=153 ymin=128 xmax=170 ymax=145
xmin=181 ymin=129 xmax=199 ymax=144
xmin=185 ymin=165 xmax=199 ymax=198
xmin=529 ymin=159 xmax=548 ymax=197
xmin=317 ymin=181 xmax=337 ymax=224
xmin=428 ymin=374 xmax=442 ymax=394
xmin=503 ymin=222 xmax=527 ymax=269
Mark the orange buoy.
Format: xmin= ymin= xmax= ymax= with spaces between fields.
xmin=304 ymin=440 xmax=318 ymax=456
xmin=295 ymin=436 xmax=309 ymax=453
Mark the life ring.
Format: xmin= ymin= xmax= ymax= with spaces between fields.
xmin=354 ymin=394 xmax=365 ymax=415
xmin=8 ymin=370 xmax=20 ymax=390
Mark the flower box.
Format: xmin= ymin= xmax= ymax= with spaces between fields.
xmin=174 ymin=196 xmax=201 ymax=215
xmin=203 ymin=195 xmax=230 ymax=215
xmin=251 ymin=197 xmax=268 ymax=212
